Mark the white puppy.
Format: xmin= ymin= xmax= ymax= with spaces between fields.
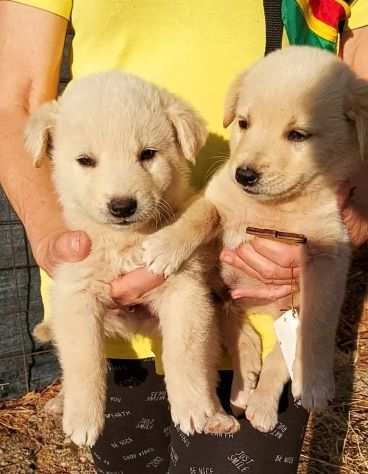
xmin=143 ymin=46 xmax=368 ymax=432
xmin=25 ymin=71 xmax=239 ymax=446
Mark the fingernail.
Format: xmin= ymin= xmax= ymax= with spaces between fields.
xmin=70 ymin=232 xmax=81 ymax=254
xmin=231 ymin=291 xmax=243 ymax=299
xmin=221 ymin=252 xmax=233 ymax=264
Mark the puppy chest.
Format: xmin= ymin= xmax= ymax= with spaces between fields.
xmin=223 ymin=198 xmax=342 ymax=250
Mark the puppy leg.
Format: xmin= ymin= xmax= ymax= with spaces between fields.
xmin=143 ymin=196 xmax=219 ymax=277
xmin=52 ymin=286 xmax=106 ymax=447
xmin=292 ymin=250 xmax=350 ymax=410
xmin=221 ymin=303 xmax=261 ymax=416
xmin=245 ymin=343 xmax=289 ymax=432
xmin=156 ymin=273 xmax=239 ymax=435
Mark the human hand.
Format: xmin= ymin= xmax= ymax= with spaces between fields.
xmin=35 ymin=228 xmax=165 ymax=306
xmin=34 ymin=229 xmax=91 ymax=276
xmin=338 ymin=183 xmax=368 ymax=248
xmin=220 ymin=237 xmax=302 ymax=301
xmin=110 ymin=267 xmax=165 ymax=306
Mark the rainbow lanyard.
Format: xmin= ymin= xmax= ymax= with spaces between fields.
xmin=282 ymin=0 xmax=352 ymax=52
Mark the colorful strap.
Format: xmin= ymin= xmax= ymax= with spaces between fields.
xmin=282 ymin=0 xmax=352 ymax=52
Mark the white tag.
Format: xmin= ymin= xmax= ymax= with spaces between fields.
xmin=274 ymin=309 xmax=299 ymax=381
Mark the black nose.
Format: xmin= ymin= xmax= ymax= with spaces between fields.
xmin=235 ymin=167 xmax=260 ymax=187
xmin=108 ymin=197 xmax=137 ymax=218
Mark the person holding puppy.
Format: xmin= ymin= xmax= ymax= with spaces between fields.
xmin=0 ymin=1 xmax=367 ymax=472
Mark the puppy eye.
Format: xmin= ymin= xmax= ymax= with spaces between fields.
xmin=76 ymin=154 xmax=97 ymax=167
xmin=238 ymin=119 xmax=249 ymax=130
xmin=287 ymin=130 xmax=311 ymax=142
xmin=139 ymin=149 xmax=157 ymax=161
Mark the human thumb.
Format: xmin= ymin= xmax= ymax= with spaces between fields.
xmin=48 ymin=231 xmax=91 ymax=266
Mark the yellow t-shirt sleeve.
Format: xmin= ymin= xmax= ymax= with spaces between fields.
xmin=349 ymin=0 xmax=368 ymax=29
xmin=11 ymin=0 xmax=72 ymax=20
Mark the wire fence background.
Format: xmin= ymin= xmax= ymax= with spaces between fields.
xmin=0 ymin=29 xmax=74 ymax=401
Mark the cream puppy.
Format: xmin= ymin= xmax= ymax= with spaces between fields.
xmin=143 ymin=46 xmax=368 ymax=432
xmin=25 ymin=72 xmax=239 ymax=446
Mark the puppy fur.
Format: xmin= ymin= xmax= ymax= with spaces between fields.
xmin=25 ymin=72 xmax=240 ymax=446
xmin=143 ymin=46 xmax=368 ymax=432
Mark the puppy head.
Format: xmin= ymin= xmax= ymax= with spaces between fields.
xmin=224 ymin=46 xmax=368 ymax=201
xmin=25 ymin=72 xmax=207 ymax=229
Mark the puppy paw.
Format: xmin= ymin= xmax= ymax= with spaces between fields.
xmin=142 ymin=232 xmax=187 ymax=277
xmin=245 ymin=391 xmax=278 ymax=433
xmin=204 ymin=413 xmax=240 ymax=434
xmin=170 ymin=397 xmax=222 ymax=435
xmin=230 ymin=371 xmax=258 ymax=417
xmin=63 ymin=397 xmax=104 ymax=447
xmin=292 ymin=363 xmax=335 ymax=411
xmin=171 ymin=406 xmax=209 ymax=435
xmin=119 ymin=247 xmax=144 ymax=273
xmin=88 ymin=280 xmax=113 ymax=307
xmin=292 ymin=375 xmax=335 ymax=411
xmin=301 ymin=382 xmax=335 ymax=411
xmin=44 ymin=392 xmax=64 ymax=417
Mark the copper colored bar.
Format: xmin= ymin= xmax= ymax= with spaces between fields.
xmin=246 ymin=226 xmax=307 ymax=244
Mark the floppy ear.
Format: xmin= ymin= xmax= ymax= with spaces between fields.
xmin=346 ymin=78 xmax=368 ymax=160
xmin=24 ymin=100 xmax=58 ymax=167
xmin=161 ymin=91 xmax=208 ymax=163
xmin=223 ymin=72 xmax=245 ymax=128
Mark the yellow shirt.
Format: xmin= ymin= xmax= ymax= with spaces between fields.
xmin=15 ymin=0 xmax=367 ymax=365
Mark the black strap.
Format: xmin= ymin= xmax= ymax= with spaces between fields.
xmin=339 ymin=0 xmax=354 ymax=33
xmin=263 ymin=0 xmax=283 ymax=56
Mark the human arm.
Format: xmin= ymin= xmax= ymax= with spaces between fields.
xmin=0 ymin=2 xmax=162 ymax=302
xmin=338 ymin=25 xmax=368 ymax=248
xmin=0 ymin=2 xmax=92 ymax=275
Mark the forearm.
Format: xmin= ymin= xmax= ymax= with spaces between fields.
xmin=0 ymin=2 xmax=68 ymax=255
xmin=340 ymin=25 xmax=368 ymax=246
xmin=0 ymin=107 xmax=65 ymax=250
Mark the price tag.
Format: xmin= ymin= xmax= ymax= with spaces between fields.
xmin=274 ymin=309 xmax=299 ymax=380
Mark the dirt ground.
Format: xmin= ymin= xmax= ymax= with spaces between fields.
xmin=1 ymin=246 xmax=367 ymax=474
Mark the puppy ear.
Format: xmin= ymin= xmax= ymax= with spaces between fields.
xmin=24 ymin=100 xmax=58 ymax=167
xmin=161 ymin=91 xmax=208 ymax=163
xmin=223 ymin=72 xmax=245 ymax=128
xmin=346 ymin=78 xmax=368 ymax=160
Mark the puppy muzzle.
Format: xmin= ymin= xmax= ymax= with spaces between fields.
xmin=235 ymin=166 xmax=261 ymax=193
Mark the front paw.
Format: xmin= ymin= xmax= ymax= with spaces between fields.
xmin=292 ymin=361 xmax=335 ymax=411
xmin=63 ymin=393 xmax=105 ymax=447
xmin=171 ymin=398 xmax=239 ymax=436
xmin=120 ymin=247 xmax=144 ymax=273
xmin=44 ymin=391 xmax=64 ymax=417
xmin=229 ymin=328 xmax=262 ymax=417
xmin=204 ymin=412 xmax=240 ymax=435
xmin=143 ymin=232 xmax=186 ymax=277
xmin=170 ymin=397 xmax=215 ymax=435
xmin=245 ymin=390 xmax=278 ymax=433
xmin=230 ymin=371 xmax=258 ymax=417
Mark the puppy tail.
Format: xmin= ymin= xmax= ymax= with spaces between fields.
xmin=33 ymin=321 xmax=52 ymax=343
